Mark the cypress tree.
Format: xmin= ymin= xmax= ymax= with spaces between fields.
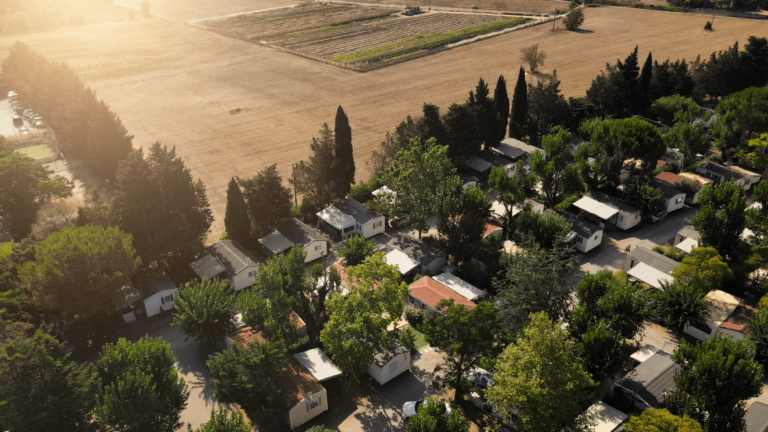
xmin=224 ymin=177 xmax=251 ymax=245
xmin=639 ymin=52 xmax=653 ymax=113
xmin=332 ymin=106 xmax=355 ymax=199
xmin=87 ymin=100 xmax=134 ymax=180
xmin=494 ymin=75 xmax=510 ymax=140
xmin=509 ymin=67 xmax=528 ymax=140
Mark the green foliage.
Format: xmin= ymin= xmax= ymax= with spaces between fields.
xmin=663 ymin=113 xmax=709 ymax=168
xmin=238 ymin=164 xmax=292 ymax=240
xmin=569 ymin=270 xmax=649 ymax=381
xmin=487 ymin=162 xmax=537 ymax=238
xmin=509 ymin=66 xmax=528 ymax=139
xmin=493 ymin=241 xmax=577 ymax=331
xmin=530 ymin=129 xmax=582 ymax=207
xmin=207 ymin=339 xmax=287 ymax=409
xmin=94 ymin=336 xmax=189 ymax=432
xmin=747 ymin=308 xmax=768 ymax=366
xmin=421 ymin=301 xmax=509 ymax=401
xmin=435 ymin=180 xmax=492 ymax=265
xmin=188 ymin=407 xmax=250 ymax=432
xmin=349 ymin=177 xmax=383 ymax=204
xmin=400 ymin=326 xmax=417 ymax=352
xmin=0 ymin=324 xmax=100 ymax=432
xmin=381 ymin=138 xmax=455 ymax=239
xmin=19 ymin=225 xmax=140 ymax=318
xmin=320 ymin=253 xmax=409 ymax=382
xmin=624 ymin=409 xmax=702 ymax=432
xmin=0 ymin=152 xmax=72 ymax=238
xmin=623 ymin=180 xmax=666 ymax=222
xmin=306 ymin=426 xmax=338 ymax=432
xmin=443 ymin=102 xmax=482 ymax=164
xmin=514 ymin=206 xmax=573 ymax=249
xmin=494 ymin=75 xmax=510 ymax=141
xmin=404 ymin=306 xmax=424 ymax=326
xmin=337 ymin=235 xmax=376 ymax=267
xmin=171 ymin=278 xmax=237 ymax=350
xmin=224 ymin=177 xmax=251 ymax=245
xmin=112 ymin=144 xmax=213 ymax=271
xmin=711 ymin=86 xmax=768 ymax=161
xmin=654 ymin=280 xmax=709 ymax=332
xmin=553 ymin=191 xmax=583 ymax=211
xmin=407 ymin=397 xmax=469 ymax=432
xmin=469 ymin=77 xmax=507 ymax=150
xmin=525 ymin=78 xmax=569 ymax=145
xmin=486 ymin=312 xmax=596 ymax=432
xmin=290 ymin=124 xmax=337 ymax=212
xmin=648 ymin=59 xmax=695 ymax=101
xmin=666 ymin=336 xmax=763 ymax=432
xmin=563 ymin=7 xmax=584 ymax=31
xmin=651 ymin=95 xmax=700 ymax=124
xmin=633 ymin=3 xmax=687 ymax=11
xmin=671 ymin=247 xmax=732 ymax=292
xmin=692 ymin=181 xmax=747 ymax=262
xmin=586 ymin=46 xmax=642 ymax=118
xmin=332 ymin=105 xmax=355 ymax=198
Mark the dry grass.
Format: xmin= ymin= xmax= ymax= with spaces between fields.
xmin=1 ymin=5 xmax=764 ymax=238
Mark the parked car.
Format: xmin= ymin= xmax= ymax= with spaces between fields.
xmin=13 ymin=104 xmax=24 ymax=113
xmin=33 ymin=120 xmax=44 ymax=129
xmin=402 ymin=400 xmax=451 ymax=420
xmin=389 ymin=215 xmax=410 ymax=228
xmin=22 ymin=109 xmax=34 ymax=119
xmin=7 ymin=91 xmax=17 ymax=99
xmin=12 ymin=115 xmax=23 ymax=126
xmin=18 ymin=127 xmax=29 ymax=135
xmin=32 ymin=116 xmax=43 ymax=124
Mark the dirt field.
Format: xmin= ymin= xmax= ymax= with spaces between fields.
xmin=359 ymin=0 xmax=569 ymax=14
xmin=1 ymin=5 xmax=765 ymax=238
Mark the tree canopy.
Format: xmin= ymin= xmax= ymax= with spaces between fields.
xmin=435 ymin=180 xmax=492 ymax=265
xmin=671 ymin=247 xmax=732 ymax=293
xmin=624 ymin=409 xmax=703 ymax=432
xmin=530 ymin=129 xmax=582 ymax=208
xmin=239 ymin=164 xmax=292 ymax=240
xmin=224 ymin=177 xmax=251 ymax=245
xmin=171 ymin=278 xmax=237 ymax=350
xmin=691 ymin=181 xmax=747 ymax=262
xmin=406 ymin=397 xmax=469 ymax=432
xmin=188 ymin=407 xmax=250 ymax=432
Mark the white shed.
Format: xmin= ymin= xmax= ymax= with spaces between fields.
xmin=190 ymin=240 xmax=260 ymax=291
xmin=293 ymin=348 xmax=343 ymax=383
xmin=138 ymin=275 xmax=179 ymax=318
xmin=432 ymin=273 xmax=484 ymax=302
xmin=684 ymin=290 xmax=753 ymax=341
xmin=368 ymin=344 xmax=411 ymax=386
xmin=384 ymin=249 xmax=420 ymax=275
xmin=584 ymin=402 xmax=628 ymax=432
xmin=575 ymin=191 xmax=640 ymax=230
xmin=282 ymin=359 xmax=328 ymax=430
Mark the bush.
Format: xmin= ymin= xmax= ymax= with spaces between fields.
xmin=704 ymin=21 xmax=712 ymax=30
xmin=404 ymin=306 xmax=424 ymax=326
xmin=400 ymin=326 xmax=417 ymax=352
xmin=563 ymin=8 xmax=584 ymax=31
xmin=348 ymin=178 xmax=382 ymax=203
xmin=759 ymin=294 xmax=768 ymax=310
xmin=554 ymin=192 xmax=583 ymax=211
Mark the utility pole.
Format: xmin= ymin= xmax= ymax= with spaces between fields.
xmin=292 ymin=163 xmax=298 ymax=206
xmin=552 ymin=10 xmax=557 ymax=31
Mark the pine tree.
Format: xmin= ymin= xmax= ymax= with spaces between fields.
xmin=224 ymin=177 xmax=251 ymax=245
xmin=494 ymin=75 xmax=510 ymax=140
xmin=638 ymin=52 xmax=653 ymax=113
xmin=468 ymin=78 xmax=505 ymax=150
xmin=87 ymin=100 xmax=134 ymax=180
xmin=332 ymin=106 xmax=355 ymax=199
xmin=509 ymin=67 xmax=528 ymax=140
xmin=239 ymin=164 xmax=292 ymax=239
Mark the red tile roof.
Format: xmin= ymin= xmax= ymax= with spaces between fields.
xmin=656 ymin=160 xmax=667 ymax=169
xmin=409 ymin=276 xmax=476 ymax=310
xmin=656 ymin=171 xmax=683 ymax=185
xmin=229 ymin=326 xmax=266 ymax=347
xmin=484 ymin=223 xmax=502 ymax=238
xmin=281 ymin=358 xmax=325 ymax=409
xmin=291 ymin=311 xmax=306 ymax=329
xmin=720 ymin=304 xmax=757 ymax=333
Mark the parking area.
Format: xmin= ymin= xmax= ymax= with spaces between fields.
xmin=0 ymin=97 xmax=24 ymax=139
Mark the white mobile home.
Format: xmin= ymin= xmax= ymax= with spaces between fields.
xmin=574 ymin=191 xmax=641 ymax=230
xmin=684 ymin=290 xmax=754 ymax=342
xmin=316 ymin=198 xmax=385 ymax=241
xmin=368 ymin=343 xmax=411 ymax=386
xmin=624 ymin=247 xmax=678 ymax=289
xmin=190 ymin=240 xmax=260 ymax=291
xmin=674 ymin=225 xmax=701 ymax=254
xmin=282 ymin=359 xmax=329 ymax=430
xmin=553 ymin=210 xmax=603 ymax=253
xmin=432 ymin=273 xmax=484 ymax=302
xmin=387 ymin=235 xmax=446 ymax=274
xmin=493 ymin=138 xmax=545 ymax=164
xmin=696 ymin=161 xmax=760 ymax=191
xmin=137 ymin=274 xmax=179 ymax=318
xmin=651 ymin=179 xmax=686 ymax=214
xmin=265 ymin=218 xmax=328 ymax=263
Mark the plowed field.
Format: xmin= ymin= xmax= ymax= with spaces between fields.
xmin=1 ymin=6 xmax=765 ymax=237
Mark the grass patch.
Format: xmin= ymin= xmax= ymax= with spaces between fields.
xmin=409 ymin=326 xmax=429 ymax=350
xmin=331 ymin=16 xmax=529 ymax=63
xmin=14 ymin=144 xmax=52 ymax=159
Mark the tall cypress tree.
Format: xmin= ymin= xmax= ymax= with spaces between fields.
xmin=638 ymin=52 xmax=653 ymax=113
xmin=87 ymin=100 xmax=134 ymax=180
xmin=494 ymin=75 xmax=510 ymax=140
xmin=509 ymin=67 xmax=528 ymax=140
xmin=224 ymin=177 xmax=251 ymax=245
xmin=332 ymin=106 xmax=355 ymax=199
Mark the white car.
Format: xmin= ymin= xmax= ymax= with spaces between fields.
xmin=402 ymin=399 xmax=451 ymax=420
xmin=7 ymin=91 xmax=17 ymax=98
xmin=18 ymin=127 xmax=29 ymax=135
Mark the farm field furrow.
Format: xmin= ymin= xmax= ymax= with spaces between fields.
xmin=1 ymin=6 xmax=764 ymax=238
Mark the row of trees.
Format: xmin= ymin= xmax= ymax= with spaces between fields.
xmin=1 ymin=42 xmax=134 ymax=179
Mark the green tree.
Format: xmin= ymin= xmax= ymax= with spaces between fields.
xmin=530 ymin=129 xmax=582 ymax=207
xmin=224 ymin=177 xmax=251 ymax=245
xmin=332 ymin=105 xmax=355 ymax=198
xmin=586 ymin=46 xmax=641 ymax=118
xmin=568 ymin=271 xmax=649 ymax=381
xmin=443 ymin=103 xmax=482 ymax=164
xmin=638 ymin=52 xmax=653 ymax=112
xmin=747 ymin=308 xmax=768 ymax=366
xmin=320 ymin=253 xmax=409 ymax=382
xmin=421 ymin=300 xmax=509 ymax=402
xmin=19 ymin=225 xmax=140 ymax=318
xmin=663 ymin=113 xmax=709 ymax=168
xmin=417 ymin=103 xmax=449 ymax=148
xmin=468 ymin=77 xmax=505 ymax=150
xmin=239 ymin=164 xmax=292 ymax=240
xmin=290 ymin=124 xmax=337 ymax=212
xmin=493 ymin=241 xmax=577 ymax=331
xmin=514 ymin=207 xmax=573 ymax=249
xmin=654 ymin=280 xmax=710 ymax=332
xmin=525 ymin=78 xmax=569 ymax=145
xmin=207 ymin=339 xmax=287 ymax=409
xmin=0 ymin=324 xmax=100 ymax=432
xmin=435 ymin=179 xmax=492 ymax=265
xmin=494 ymin=75 xmax=510 ymax=140
xmin=691 ymin=181 xmax=747 ymax=262
xmin=666 ymin=336 xmax=764 ymax=432
xmin=649 ymin=58 xmax=695 ymax=101
xmin=406 ymin=397 xmax=469 ymax=432
xmin=623 ymin=180 xmax=666 ymax=223
xmin=509 ymin=66 xmax=528 ymax=139
xmin=306 ymin=426 xmax=338 ymax=432
xmin=746 ymin=180 xmax=768 ymax=245
xmin=487 ymin=163 xmax=537 ymax=238
xmin=112 ymin=144 xmax=213 ymax=271
xmin=711 ymin=86 xmax=768 ymax=161
xmin=563 ymin=7 xmax=584 ymax=31
xmin=624 ymin=409 xmax=703 ymax=432
xmin=0 ymin=152 xmax=72 ymax=238
xmin=94 ymin=336 xmax=189 ymax=432
xmin=87 ymin=100 xmax=134 ymax=180
xmin=381 ymin=138 xmax=455 ymax=239
xmin=671 ymin=247 xmax=732 ymax=293
xmin=188 ymin=407 xmax=250 ymax=432
xmin=337 ymin=235 xmax=375 ymax=267
xmin=171 ymin=278 xmax=237 ymax=350
xmin=651 ymin=95 xmax=700 ymax=124
xmin=486 ymin=312 xmax=596 ymax=432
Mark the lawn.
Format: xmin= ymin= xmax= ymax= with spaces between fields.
xmin=409 ymin=326 xmax=430 ymax=350
xmin=15 ymin=144 xmax=53 ymax=160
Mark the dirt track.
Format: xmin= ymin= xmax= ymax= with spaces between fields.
xmin=1 ymin=4 xmax=765 ymax=237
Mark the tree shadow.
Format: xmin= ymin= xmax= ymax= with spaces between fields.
xmin=574 ymin=29 xmax=594 ymax=33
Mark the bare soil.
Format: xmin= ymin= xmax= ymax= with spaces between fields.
xmin=1 ymin=5 xmax=765 ymax=238
xmin=358 ymin=0 xmax=569 ymax=14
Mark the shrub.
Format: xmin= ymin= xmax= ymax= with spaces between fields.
xmin=404 ymin=306 xmax=424 ymax=326
xmin=400 ymin=326 xmax=417 ymax=352
xmin=563 ymin=7 xmax=585 ymax=31
xmin=704 ymin=21 xmax=712 ymax=30
xmin=759 ymin=294 xmax=768 ymax=310
xmin=554 ymin=192 xmax=583 ymax=211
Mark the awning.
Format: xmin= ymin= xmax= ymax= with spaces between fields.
xmin=630 ymin=344 xmax=660 ymax=363
xmin=573 ymin=196 xmax=619 ymax=220
xmin=258 ymin=232 xmax=294 ymax=255
xmin=316 ymin=205 xmax=355 ymax=230
xmin=628 ymin=262 xmax=674 ymax=290
xmin=675 ymin=237 xmax=698 ymax=254
xmin=466 ymin=156 xmax=493 ymax=173
xmin=586 ymin=402 xmax=628 ymax=432
xmin=384 ymin=249 xmax=419 ymax=275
